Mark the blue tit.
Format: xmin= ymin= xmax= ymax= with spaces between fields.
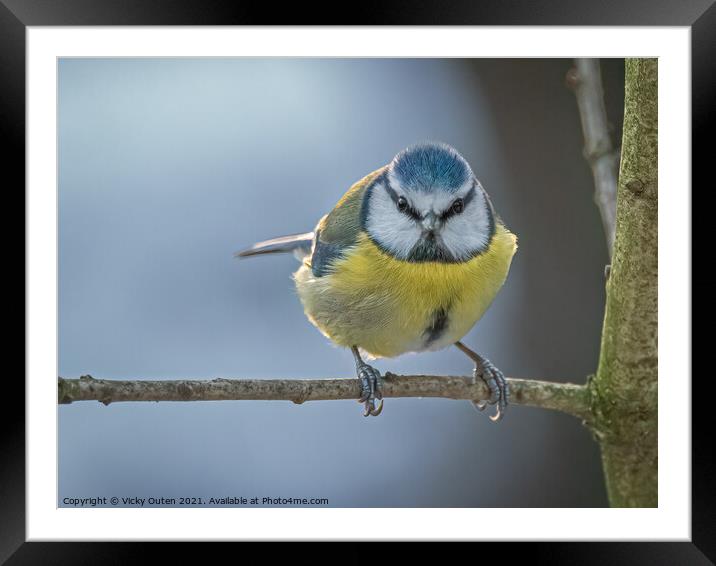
xmin=237 ymin=142 xmax=517 ymax=420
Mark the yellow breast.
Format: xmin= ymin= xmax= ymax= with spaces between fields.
xmin=294 ymin=223 xmax=517 ymax=358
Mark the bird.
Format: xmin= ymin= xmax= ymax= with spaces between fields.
xmin=236 ymin=142 xmax=518 ymax=420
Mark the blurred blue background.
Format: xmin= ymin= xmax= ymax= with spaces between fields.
xmin=58 ymin=58 xmax=624 ymax=507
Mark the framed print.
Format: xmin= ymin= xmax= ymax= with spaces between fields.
xmin=6 ymin=0 xmax=708 ymax=562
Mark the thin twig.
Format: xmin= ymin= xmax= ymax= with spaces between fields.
xmin=58 ymin=374 xmax=592 ymax=422
xmin=567 ymin=58 xmax=620 ymax=258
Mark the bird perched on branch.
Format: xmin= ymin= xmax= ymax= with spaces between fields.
xmin=237 ymin=142 xmax=517 ymax=420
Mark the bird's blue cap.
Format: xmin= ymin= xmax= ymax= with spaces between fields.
xmin=390 ymin=142 xmax=472 ymax=193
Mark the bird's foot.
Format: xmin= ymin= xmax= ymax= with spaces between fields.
xmin=472 ymin=356 xmax=509 ymax=422
xmin=357 ymin=362 xmax=383 ymax=417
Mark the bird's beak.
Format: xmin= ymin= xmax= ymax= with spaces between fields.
xmin=422 ymin=212 xmax=439 ymax=232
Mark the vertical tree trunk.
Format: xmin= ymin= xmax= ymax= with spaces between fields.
xmin=589 ymin=58 xmax=658 ymax=507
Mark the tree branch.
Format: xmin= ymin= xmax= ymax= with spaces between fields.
xmin=567 ymin=58 xmax=620 ymax=258
xmin=589 ymin=58 xmax=658 ymax=507
xmin=58 ymin=374 xmax=592 ymax=422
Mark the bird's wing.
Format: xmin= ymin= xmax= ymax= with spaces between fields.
xmin=310 ymin=166 xmax=387 ymax=277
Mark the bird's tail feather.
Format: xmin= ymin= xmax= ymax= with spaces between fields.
xmin=235 ymin=232 xmax=314 ymax=259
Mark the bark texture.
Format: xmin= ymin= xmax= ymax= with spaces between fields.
xmin=588 ymin=58 xmax=658 ymax=507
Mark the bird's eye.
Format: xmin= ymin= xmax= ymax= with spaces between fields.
xmin=397 ymin=196 xmax=408 ymax=212
xmin=452 ymin=198 xmax=465 ymax=214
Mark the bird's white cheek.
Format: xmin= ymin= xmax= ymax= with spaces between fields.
xmin=440 ymin=208 xmax=492 ymax=259
xmin=366 ymin=192 xmax=421 ymax=258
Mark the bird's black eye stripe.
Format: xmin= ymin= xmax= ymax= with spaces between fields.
xmin=384 ymin=180 xmax=422 ymax=221
xmin=441 ymin=184 xmax=477 ymax=221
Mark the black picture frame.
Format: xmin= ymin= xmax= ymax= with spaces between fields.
xmin=6 ymin=1 xmax=707 ymax=562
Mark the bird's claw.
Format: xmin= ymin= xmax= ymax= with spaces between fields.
xmin=363 ymin=398 xmax=384 ymax=417
xmin=472 ymin=357 xmax=509 ymax=422
xmin=472 ymin=400 xmax=488 ymax=411
xmin=357 ymin=363 xmax=383 ymax=417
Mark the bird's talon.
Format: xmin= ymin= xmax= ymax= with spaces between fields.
xmin=355 ymin=358 xmax=384 ymax=417
xmin=489 ymin=407 xmax=503 ymax=422
xmin=362 ymin=397 xmax=383 ymax=417
xmin=370 ymin=398 xmax=384 ymax=416
xmin=472 ymin=400 xmax=488 ymax=412
xmin=465 ymin=350 xmax=509 ymax=422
